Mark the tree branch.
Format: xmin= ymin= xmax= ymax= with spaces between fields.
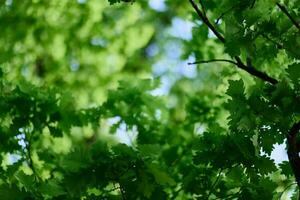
xmin=233 ymin=56 xmax=278 ymax=85
xmin=276 ymin=3 xmax=300 ymax=32
xmin=188 ymin=0 xmax=278 ymax=85
xmin=188 ymin=57 xmax=278 ymax=84
xmin=287 ymin=121 xmax=300 ymax=199
xmin=189 ymin=0 xmax=225 ymax=43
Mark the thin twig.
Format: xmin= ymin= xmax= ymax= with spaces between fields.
xmin=276 ymin=3 xmax=300 ymax=32
xmin=189 ymin=0 xmax=225 ymax=43
xmin=207 ymin=168 xmax=224 ymax=199
xmin=188 ymin=59 xmax=238 ymax=65
xmin=215 ymin=6 xmax=235 ymax=24
xmin=278 ymin=182 xmax=297 ymax=200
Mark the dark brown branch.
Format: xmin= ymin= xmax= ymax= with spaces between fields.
xmin=188 ymin=59 xmax=238 ymax=65
xmin=234 ymin=56 xmax=278 ymax=85
xmin=188 ymin=0 xmax=278 ymax=85
xmin=189 ymin=0 xmax=225 ymax=43
xmin=287 ymin=121 xmax=300 ymax=199
xmin=276 ymin=3 xmax=300 ymax=32
xmin=188 ymin=58 xmax=278 ymax=85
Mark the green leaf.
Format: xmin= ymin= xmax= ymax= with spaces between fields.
xmin=287 ymin=63 xmax=300 ymax=87
xmin=14 ymin=171 xmax=36 ymax=192
xmin=40 ymin=180 xmax=66 ymax=197
xmin=255 ymin=156 xmax=277 ymax=175
xmin=279 ymin=161 xmax=293 ymax=177
xmin=226 ymin=79 xmax=245 ymax=98
xmin=138 ymin=144 xmax=161 ymax=158
xmin=148 ymin=164 xmax=175 ymax=186
xmin=137 ymin=172 xmax=155 ymax=198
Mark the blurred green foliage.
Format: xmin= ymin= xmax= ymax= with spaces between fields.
xmin=0 ymin=0 xmax=300 ymax=199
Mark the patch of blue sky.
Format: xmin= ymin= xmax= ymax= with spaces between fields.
xmin=8 ymin=154 xmax=22 ymax=165
xmin=152 ymin=59 xmax=170 ymax=76
xmin=149 ymin=0 xmax=167 ymax=12
xmin=164 ymin=41 xmax=182 ymax=59
xmin=178 ymin=54 xmax=197 ymax=78
xmin=146 ymin=43 xmax=159 ymax=57
xmin=270 ymin=142 xmax=288 ymax=164
xmin=115 ymin=123 xmax=138 ymax=146
xmin=168 ymin=17 xmax=194 ymax=40
xmin=176 ymin=61 xmax=197 ymax=78
xmin=70 ymin=59 xmax=80 ymax=72
xmin=5 ymin=0 xmax=13 ymax=6
xmin=149 ymin=76 xmax=173 ymax=96
xmin=77 ymin=0 xmax=86 ymax=4
xmin=208 ymin=29 xmax=217 ymax=39
xmin=90 ymin=37 xmax=107 ymax=47
xmin=107 ymin=116 xmax=121 ymax=126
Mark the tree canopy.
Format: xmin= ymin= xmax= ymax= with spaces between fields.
xmin=0 ymin=0 xmax=300 ymax=199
